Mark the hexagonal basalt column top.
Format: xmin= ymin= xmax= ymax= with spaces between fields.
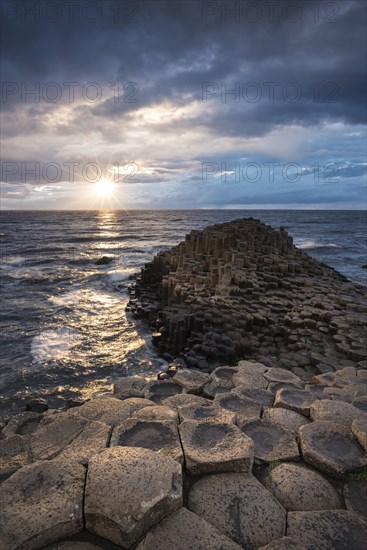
xmin=299 ymin=420 xmax=367 ymax=478
xmin=0 ymin=460 xmax=85 ymax=550
xmin=188 ymin=473 xmax=286 ymax=549
xmin=85 ymin=446 xmax=182 ymax=549
xmin=110 ymin=418 xmax=183 ymax=463
xmin=178 ymin=420 xmax=254 ymax=476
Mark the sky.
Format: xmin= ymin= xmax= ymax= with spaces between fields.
xmin=0 ymin=0 xmax=366 ymax=210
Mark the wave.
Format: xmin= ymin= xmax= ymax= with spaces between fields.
xmin=296 ymin=239 xmax=340 ymax=250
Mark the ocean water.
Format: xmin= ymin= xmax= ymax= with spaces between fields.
xmin=1 ymin=210 xmax=366 ymax=417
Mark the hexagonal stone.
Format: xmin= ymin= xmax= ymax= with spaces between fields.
xmin=172 ymin=369 xmax=210 ymax=393
xmin=236 ymin=360 xmax=268 ymax=375
xmin=178 ymin=420 xmax=254 ymax=475
xmin=258 ymin=537 xmax=305 ymax=550
xmin=212 ymin=365 xmax=238 ymax=382
xmin=144 ymin=380 xmax=184 ymax=404
xmin=262 ymin=463 xmax=342 ymax=511
xmin=274 ymin=388 xmax=319 ymax=416
xmin=232 ymin=371 xmax=268 ymax=390
xmin=178 ymin=401 xmax=235 ymax=424
xmin=202 ymin=377 xmax=233 ymax=398
xmin=2 ymin=412 xmax=42 ymax=437
xmin=238 ymin=419 xmax=299 ymax=463
xmin=310 ymin=400 xmax=367 ymax=427
xmin=136 ymin=507 xmax=243 ymax=550
xmin=71 ymin=396 xmax=155 ymax=427
xmin=287 ymin=510 xmax=367 ymax=550
xmin=262 ymin=407 xmax=309 ymax=432
xmin=113 ymin=375 xmax=147 ymax=399
xmin=0 ymin=434 xmax=30 ymax=482
xmin=214 ymin=392 xmax=261 ymax=422
xmin=232 ymin=386 xmax=274 ymax=407
xmin=263 ymin=368 xmax=302 ymax=385
xmin=0 ymin=460 xmax=85 ymax=550
xmin=163 ymin=394 xmax=209 ymax=410
xmin=85 ymin=447 xmax=182 ymax=548
xmin=29 ymin=412 xmax=111 ymax=465
xmin=188 ymin=473 xmax=286 ymax=549
xmin=352 ymin=418 xmax=367 ymax=451
xmin=323 ymin=387 xmax=353 ymax=403
xmin=268 ymin=382 xmax=304 ymax=395
xmin=134 ymin=405 xmax=179 ymax=425
xmin=343 ymin=480 xmax=367 ymax=518
xmin=299 ymin=421 xmax=367 ymax=478
xmin=110 ymin=419 xmax=183 ymax=463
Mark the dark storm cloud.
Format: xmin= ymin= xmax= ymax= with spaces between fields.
xmin=2 ymin=0 xmax=365 ymax=129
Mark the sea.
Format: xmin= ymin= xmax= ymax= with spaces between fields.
xmin=1 ymin=210 xmax=366 ymax=418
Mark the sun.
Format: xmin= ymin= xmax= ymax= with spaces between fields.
xmin=94 ymin=179 xmax=116 ymax=196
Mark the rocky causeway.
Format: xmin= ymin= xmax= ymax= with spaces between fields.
xmin=1 ymin=218 xmax=366 ymax=549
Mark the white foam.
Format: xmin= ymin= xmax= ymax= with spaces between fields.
xmin=296 ymin=239 xmax=338 ymax=250
xmin=107 ymin=268 xmax=136 ymax=282
xmin=31 ymin=327 xmax=82 ymax=361
xmin=49 ymin=288 xmax=123 ymax=311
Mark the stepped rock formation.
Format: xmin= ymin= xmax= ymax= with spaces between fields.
xmin=127 ymin=218 xmax=367 ymax=374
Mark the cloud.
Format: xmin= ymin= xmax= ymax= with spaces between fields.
xmin=1 ymin=0 xmax=366 ymax=208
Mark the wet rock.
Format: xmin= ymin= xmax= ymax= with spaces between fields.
xmin=262 ymin=407 xmax=309 ymax=432
xmin=287 ymin=510 xmax=367 ymax=550
xmin=178 ymin=401 xmax=235 ymax=424
xmin=188 ymin=473 xmax=286 ymax=549
xmin=157 ymin=372 xmax=170 ymax=380
xmin=274 ymin=388 xmax=320 ymax=416
xmin=214 ymin=392 xmax=261 ymax=422
xmin=134 ymin=404 xmax=179 ymax=425
xmin=310 ymin=399 xmax=367 ymax=427
xmin=0 ymin=460 xmax=85 ymax=550
xmin=343 ymin=480 xmax=367 ymax=518
xmin=136 ymin=507 xmax=243 ymax=550
xmin=29 ymin=412 xmax=111 ymax=465
xmin=71 ymin=396 xmax=155 ymax=427
xmin=238 ymin=419 xmax=299 ymax=463
xmin=232 ymin=386 xmax=274 ymax=407
xmin=110 ymin=419 xmax=183 ymax=463
xmin=95 ymin=256 xmax=113 ymax=265
xmin=178 ymin=420 xmax=254 ymax=475
xmin=262 ymin=462 xmax=342 ymax=511
xmin=26 ymin=397 xmax=49 ymax=413
xmin=2 ymin=411 xmax=42 ymax=437
xmin=0 ymin=434 xmax=30 ymax=482
xmin=144 ymin=380 xmax=184 ymax=404
xmin=172 ymin=369 xmax=210 ymax=393
xmin=299 ymin=420 xmax=367 ymax=478
xmin=85 ymin=447 xmax=182 ymax=548
xmin=258 ymin=537 xmax=306 ymax=550
xmin=113 ymin=375 xmax=147 ymax=399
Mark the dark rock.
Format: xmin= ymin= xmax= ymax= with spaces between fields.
xmin=25 ymin=397 xmax=49 ymax=413
xmin=95 ymin=256 xmax=113 ymax=265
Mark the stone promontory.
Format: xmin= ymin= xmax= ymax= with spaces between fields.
xmin=127 ymin=218 xmax=366 ymax=375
